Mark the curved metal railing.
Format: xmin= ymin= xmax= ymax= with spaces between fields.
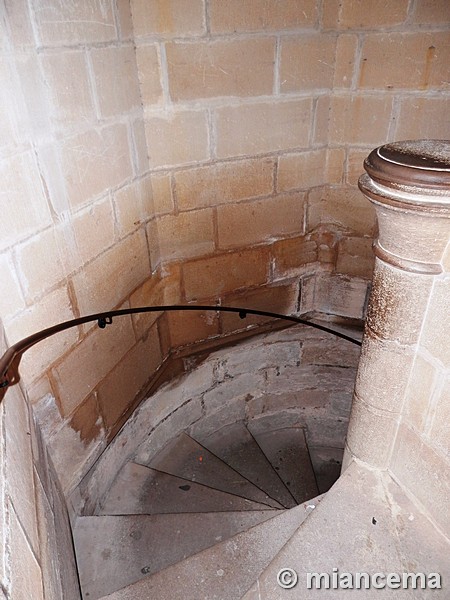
xmin=0 ymin=305 xmax=362 ymax=401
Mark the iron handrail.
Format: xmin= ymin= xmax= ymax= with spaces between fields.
xmin=0 ymin=305 xmax=362 ymax=399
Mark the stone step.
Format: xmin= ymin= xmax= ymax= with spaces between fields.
xmin=194 ymin=421 xmax=296 ymax=509
xmin=74 ymin=510 xmax=276 ymax=599
xmin=140 ymin=432 xmax=281 ymax=508
xmin=241 ymin=462 xmax=450 ymax=598
xmin=248 ymin=426 xmax=319 ymax=504
xmin=98 ymin=496 xmax=323 ymax=600
xmin=304 ymin=312 xmax=365 ymax=344
xmin=99 ymin=462 xmax=275 ymax=515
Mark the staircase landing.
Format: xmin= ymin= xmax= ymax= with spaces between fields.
xmin=98 ymin=497 xmax=321 ymax=600
xmin=243 ymin=461 xmax=450 ymax=599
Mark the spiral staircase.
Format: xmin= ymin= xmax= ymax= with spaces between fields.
xmin=74 ymin=423 xmax=325 ymax=599
xmin=72 ymin=320 xmax=449 ymax=600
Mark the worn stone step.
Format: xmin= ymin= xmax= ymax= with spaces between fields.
xmin=74 ymin=510 xmax=277 ymax=599
xmin=98 ymin=496 xmax=322 ymax=600
xmin=99 ymin=462 xmax=275 ymax=516
xmin=194 ymin=421 xmax=296 ymax=509
xmin=139 ymin=432 xmax=281 ymax=508
xmin=248 ymin=426 xmax=319 ymax=504
xmin=304 ymin=312 xmax=365 ymax=344
xmin=241 ymin=462 xmax=450 ymax=598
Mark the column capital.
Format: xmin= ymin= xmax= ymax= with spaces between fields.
xmin=359 ymin=140 xmax=450 ymax=275
xmin=360 ymin=139 xmax=450 ymax=211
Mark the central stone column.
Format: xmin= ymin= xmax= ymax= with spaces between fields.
xmin=344 ymin=141 xmax=450 ymax=488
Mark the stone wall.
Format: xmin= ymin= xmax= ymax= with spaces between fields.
xmin=0 ymin=0 xmax=449 ymax=497
xmin=0 ymin=322 xmax=79 ymax=599
xmin=134 ymin=0 xmax=450 ymax=319
xmin=0 ymin=0 xmax=165 ymax=495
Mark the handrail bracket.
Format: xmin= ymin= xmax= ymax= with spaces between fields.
xmin=98 ymin=316 xmax=113 ymax=329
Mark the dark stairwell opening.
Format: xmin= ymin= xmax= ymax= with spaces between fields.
xmin=68 ymin=309 xmax=362 ymax=599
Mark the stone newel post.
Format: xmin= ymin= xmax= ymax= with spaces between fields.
xmin=344 ymin=140 xmax=450 ymax=471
